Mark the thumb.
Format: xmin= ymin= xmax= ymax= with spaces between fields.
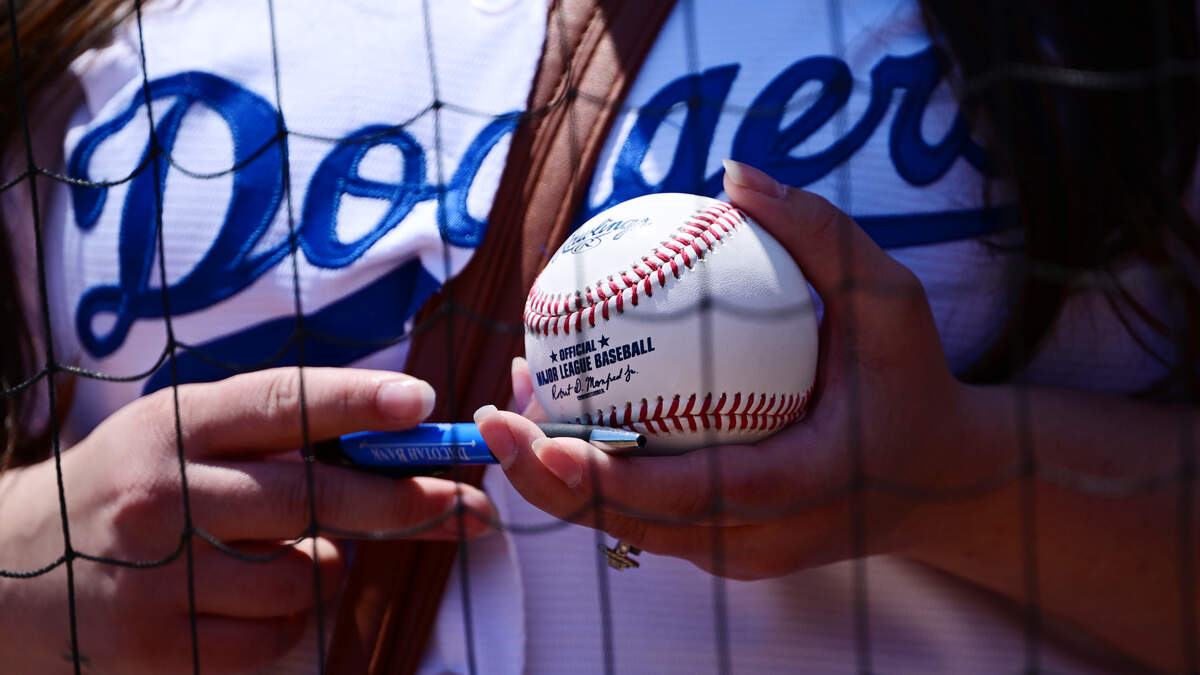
xmin=510 ymin=356 xmax=534 ymax=413
xmin=721 ymin=159 xmax=910 ymax=301
xmin=509 ymin=356 xmax=549 ymax=421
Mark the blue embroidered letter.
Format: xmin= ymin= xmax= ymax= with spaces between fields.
xmin=69 ymin=72 xmax=284 ymax=357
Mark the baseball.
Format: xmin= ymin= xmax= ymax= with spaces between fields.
xmin=523 ymin=193 xmax=818 ymax=453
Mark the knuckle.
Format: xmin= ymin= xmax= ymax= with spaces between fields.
xmin=723 ymin=467 xmax=784 ymax=515
xmin=790 ymin=191 xmax=842 ymax=240
xmin=385 ymin=489 xmax=430 ymax=533
xmin=260 ymin=370 xmax=302 ymax=422
xmin=314 ymin=472 xmax=393 ymax=534
xmin=110 ymin=471 xmax=183 ymax=547
xmin=116 ymin=471 xmax=174 ymax=514
xmin=329 ymin=377 xmax=373 ymax=424
xmin=133 ymin=387 xmax=171 ymax=420
xmin=132 ymin=623 xmax=193 ymax=671
xmin=276 ymin=474 xmax=312 ymax=537
xmin=663 ymin=480 xmax=715 ymax=522
xmin=603 ymin=514 xmax=652 ymax=550
xmin=126 ymin=389 xmax=179 ymax=449
xmin=668 ymin=453 xmax=725 ymax=517
xmin=261 ymin=614 xmax=310 ymax=663
xmin=265 ymin=550 xmax=316 ymax=607
xmin=206 ymin=615 xmax=308 ymax=673
xmin=892 ymin=265 xmax=928 ymax=306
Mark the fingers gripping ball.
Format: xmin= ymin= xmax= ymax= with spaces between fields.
xmin=523 ymin=193 xmax=818 ymax=453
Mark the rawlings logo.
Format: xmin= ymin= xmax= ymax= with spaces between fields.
xmin=555 ymin=216 xmax=652 ymax=258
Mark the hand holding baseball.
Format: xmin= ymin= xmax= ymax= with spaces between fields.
xmin=479 ymin=160 xmax=984 ymax=579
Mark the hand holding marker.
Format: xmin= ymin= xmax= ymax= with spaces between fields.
xmin=315 ymin=423 xmax=645 ymax=477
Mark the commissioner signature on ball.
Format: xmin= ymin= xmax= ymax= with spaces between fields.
xmin=551 ymin=364 xmax=639 ymax=401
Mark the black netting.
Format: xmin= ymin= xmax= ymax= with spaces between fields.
xmin=0 ymin=0 xmax=1196 ymax=673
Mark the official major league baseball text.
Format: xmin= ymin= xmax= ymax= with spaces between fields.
xmin=524 ymin=193 xmax=819 ymax=452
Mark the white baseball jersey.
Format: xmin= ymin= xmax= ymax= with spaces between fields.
xmin=4 ymin=0 xmax=1176 ymax=673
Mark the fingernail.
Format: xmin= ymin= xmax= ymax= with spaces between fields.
xmin=532 ymin=438 xmax=582 ymax=488
xmin=723 ymin=159 xmax=787 ymax=198
xmin=378 ymin=380 xmax=436 ymax=421
xmin=474 ymin=405 xmax=515 ymax=468
xmin=511 ymin=356 xmax=527 ymax=374
xmin=473 ymin=404 xmax=499 ymax=425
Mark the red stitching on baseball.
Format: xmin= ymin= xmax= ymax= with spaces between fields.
xmin=524 ymin=201 xmax=745 ymax=335
xmin=569 ymin=387 xmax=811 ymax=439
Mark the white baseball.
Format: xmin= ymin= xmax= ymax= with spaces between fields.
xmin=523 ymin=193 xmax=818 ymax=453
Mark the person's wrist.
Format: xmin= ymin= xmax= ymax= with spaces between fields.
xmin=887 ymin=381 xmax=1012 ymax=561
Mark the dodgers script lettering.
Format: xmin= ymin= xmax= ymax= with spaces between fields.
xmin=69 ymin=46 xmax=1000 ymax=396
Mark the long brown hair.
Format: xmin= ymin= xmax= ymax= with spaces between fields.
xmin=920 ymin=0 xmax=1200 ymax=396
xmin=0 ymin=0 xmax=134 ymax=470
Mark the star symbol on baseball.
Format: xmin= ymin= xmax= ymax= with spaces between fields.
xmin=522 ymin=193 xmax=817 ymax=453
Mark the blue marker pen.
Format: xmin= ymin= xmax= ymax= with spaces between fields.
xmin=314 ymin=423 xmax=646 ymax=477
